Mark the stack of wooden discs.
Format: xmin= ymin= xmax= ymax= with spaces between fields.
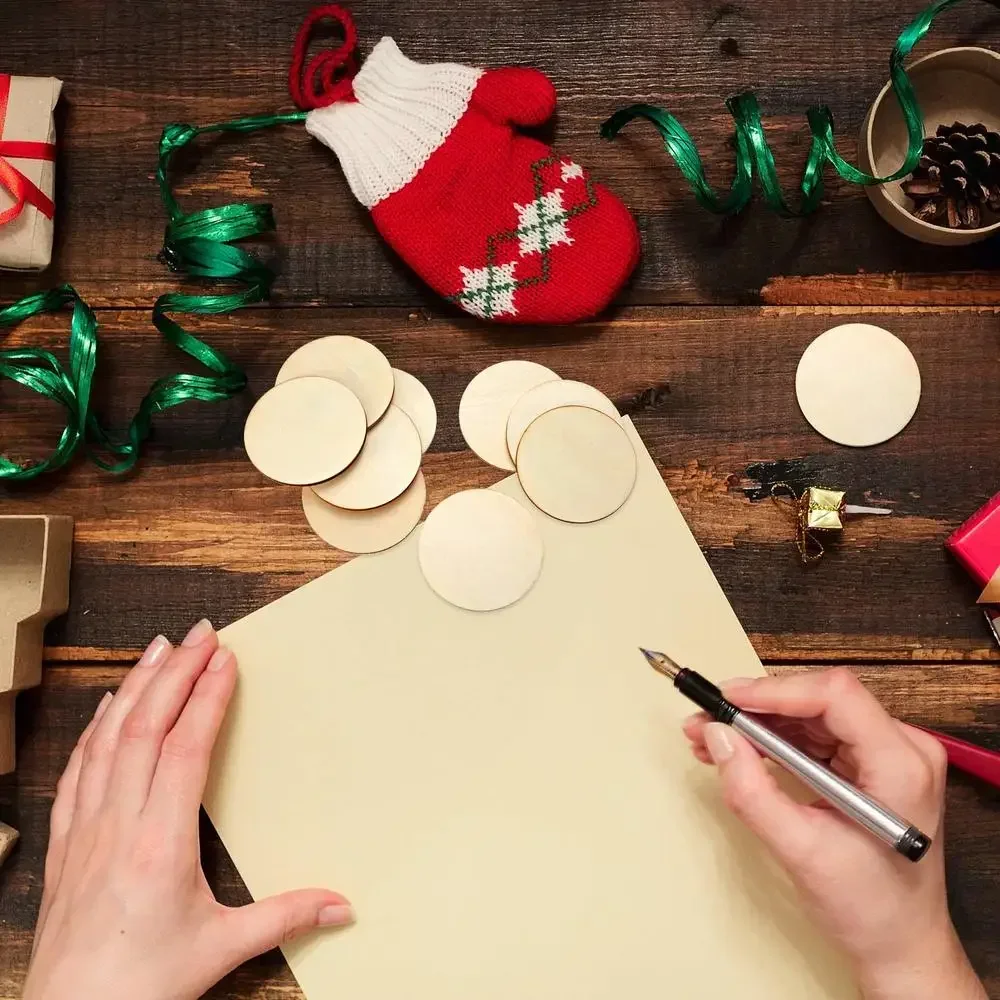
xmin=246 ymin=348 xmax=636 ymax=613
xmin=244 ymin=336 xmax=436 ymax=554
xmin=418 ymin=361 xmax=637 ymax=613
xmin=458 ymin=360 xmax=636 ymax=522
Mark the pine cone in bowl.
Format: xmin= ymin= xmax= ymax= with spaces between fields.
xmin=901 ymin=121 xmax=1000 ymax=229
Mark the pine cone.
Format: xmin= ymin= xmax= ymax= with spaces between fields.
xmin=900 ymin=121 xmax=1000 ymax=229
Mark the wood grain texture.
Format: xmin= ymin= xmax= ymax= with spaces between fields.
xmin=2 ymin=0 xmax=1000 ymax=995
xmin=2 ymin=0 xmax=1000 ymax=307
xmin=2 ymin=307 xmax=998 ymax=661
xmin=762 ymin=272 xmax=1000 ymax=306
xmin=0 ymin=665 xmax=998 ymax=1000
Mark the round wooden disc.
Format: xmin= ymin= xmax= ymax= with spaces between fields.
xmin=459 ymin=360 xmax=560 ymax=471
xmin=391 ymin=368 xmax=437 ymax=453
xmin=302 ymin=471 xmax=426 ymax=554
xmin=418 ymin=490 xmax=544 ymax=612
xmin=243 ymin=376 xmax=367 ymax=486
xmin=795 ymin=323 xmax=921 ymax=447
xmin=506 ymin=379 xmax=619 ymax=462
xmin=515 ymin=406 xmax=637 ymax=523
xmin=277 ymin=336 xmax=395 ymax=427
xmin=311 ymin=405 xmax=422 ymax=510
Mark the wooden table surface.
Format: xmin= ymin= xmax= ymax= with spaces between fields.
xmin=3 ymin=1 xmax=1000 ymax=996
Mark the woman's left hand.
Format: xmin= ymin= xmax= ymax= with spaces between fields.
xmin=23 ymin=619 xmax=354 ymax=1000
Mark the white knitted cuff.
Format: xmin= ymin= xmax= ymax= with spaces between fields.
xmin=306 ymin=37 xmax=482 ymax=209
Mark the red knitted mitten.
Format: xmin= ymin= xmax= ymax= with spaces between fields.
xmin=300 ymin=26 xmax=639 ymax=324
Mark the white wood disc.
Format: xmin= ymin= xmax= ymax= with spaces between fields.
xmin=516 ymin=406 xmax=637 ymax=523
xmin=277 ymin=336 xmax=395 ymax=427
xmin=243 ymin=376 xmax=367 ymax=486
xmin=302 ymin=471 xmax=426 ymax=554
xmin=506 ymin=379 xmax=619 ymax=462
xmin=459 ymin=360 xmax=560 ymax=471
xmin=418 ymin=490 xmax=544 ymax=612
xmin=312 ymin=405 xmax=422 ymax=511
xmin=391 ymin=368 xmax=437 ymax=453
xmin=795 ymin=323 xmax=921 ymax=447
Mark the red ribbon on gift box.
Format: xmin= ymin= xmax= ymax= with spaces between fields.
xmin=0 ymin=74 xmax=56 ymax=227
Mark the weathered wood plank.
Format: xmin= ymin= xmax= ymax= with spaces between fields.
xmin=762 ymin=273 xmax=1000 ymax=306
xmin=2 ymin=307 xmax=997 ymax=661
xmin=2 ymin=1 xmax=1000 ymax=307
xmin=1 ymin=665 xmax=998 ymax=998
xmin=2 ymin=1 xmax=998 ymax=996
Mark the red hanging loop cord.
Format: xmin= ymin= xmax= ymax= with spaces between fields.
xmin=289 ymin=5 xmax=359 ymax=110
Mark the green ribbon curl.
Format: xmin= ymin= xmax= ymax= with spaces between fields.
xmin=600 ymin=0 xmax=990 ymax=216
xmin=0 ymin=110 xmax=306 ymax=482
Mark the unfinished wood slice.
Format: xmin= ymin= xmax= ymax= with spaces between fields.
xmin=516 ymin=406 xmax=637 ymax=523
xmin=302 ymin=472 xmax=426 ymax=554
xmin=795 ymin=323 xmax=921 ymax=447
xmin=312 ymin=405 xmax=422 ymax=511
xmin=418 ymin=490 xmax=544 ymax=612
xmin=244 ymin=377 xmax=367 ymax=486
xmin=506 ymin=380 xmax=619 ymax=462
xmin=277 ymin=336 xmax=394 ymax=427
xmin=459 ymin=360 xmax=560 ymax=471
xmin=391 ymin=369 xmax=437 ymax=453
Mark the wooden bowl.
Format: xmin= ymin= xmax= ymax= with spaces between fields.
xmin=860 ymin=46 xmax=1000 ymax=245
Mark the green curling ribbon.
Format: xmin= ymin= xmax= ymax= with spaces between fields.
xmin=0 ymin=110 xmax=306 ymax=482
xmin=600 ymin=0 xmax=983 ymax=216
xmin=0 ymin=286 xmax=97 ymax=482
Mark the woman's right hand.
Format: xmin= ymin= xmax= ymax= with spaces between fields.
xmin=683 ymin=668 xmax=986 ymax=1000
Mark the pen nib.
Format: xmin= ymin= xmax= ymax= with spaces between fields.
xmin=639 ymin=647 xmax=682 ymax=679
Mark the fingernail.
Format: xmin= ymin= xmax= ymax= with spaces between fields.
xmin=704 ymin=723 xmax=736 ymax=764
xmin=94 ymin=691 xmax=113 ymax=721
xmin=182 ymin=619 xmax=214 ymax=648
xmin=140 ymin=635 xmax=171 ymax=668
xmin=318 ymin=903 xmax=355 ymax=927
xmin=207 ymin=647 xmax=233 ymax=673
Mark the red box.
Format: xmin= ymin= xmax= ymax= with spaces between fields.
xmin=946 ymin=493 xmax=1000 ymax=591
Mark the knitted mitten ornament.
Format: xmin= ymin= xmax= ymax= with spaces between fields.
xmin=292 ymin=6 xmax=639 ymax=324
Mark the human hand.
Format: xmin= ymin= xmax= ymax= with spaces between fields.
xmin=684 ymin=668 xmax=985 ymax=1000
xmin=24 ymin=620 xmax=354 ymax=1000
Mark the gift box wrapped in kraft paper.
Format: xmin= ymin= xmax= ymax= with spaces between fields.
xmin=0 ymin=74 xmax=61 ymax=271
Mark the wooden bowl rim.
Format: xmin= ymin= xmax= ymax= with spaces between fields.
xmin=864 ymin=45 xmax=1000 ymax=236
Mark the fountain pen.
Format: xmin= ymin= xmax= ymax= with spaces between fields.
xmin=640 ymin=648 xmax=931 ymax=863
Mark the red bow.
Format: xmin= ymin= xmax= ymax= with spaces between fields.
xmin=0 ymin=74 xmax=56 ymax=227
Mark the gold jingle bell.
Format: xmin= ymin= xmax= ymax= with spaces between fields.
xmin=771 ymin=483 xmax=890 ymax=564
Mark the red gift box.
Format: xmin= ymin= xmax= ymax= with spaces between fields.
xmin=946 ymin=492 xmax=1000 ymax=603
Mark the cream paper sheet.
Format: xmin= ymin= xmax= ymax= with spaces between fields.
xmin=206 ymin=418 xmax=856 ymax=1000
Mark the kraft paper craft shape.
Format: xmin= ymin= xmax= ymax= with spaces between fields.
xmin=0 ymin=514 xmax=73 ymax=774
xmin=206 ymin=419 xmax=856 ymax=1000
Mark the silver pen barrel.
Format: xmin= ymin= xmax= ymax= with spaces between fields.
xmin=731 ymin=712 xmax=916 ymax=852
xmin=638 ymin=648 xmax=931 ymax=861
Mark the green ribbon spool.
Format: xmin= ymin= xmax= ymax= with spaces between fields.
xmin=601 ymin=0 xmax=987 ymax=216
xmin=0 ymin=110 xmax=305 ymax=482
